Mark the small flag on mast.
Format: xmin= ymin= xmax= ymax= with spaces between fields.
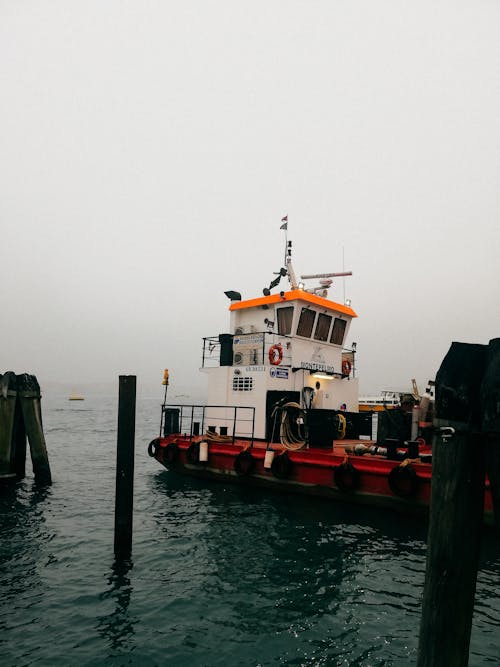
xmin=280 ymin=215 xmax=288 ymax=230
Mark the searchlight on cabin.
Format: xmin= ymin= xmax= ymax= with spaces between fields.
xmin=224 ymin=290 xmax=241 ymax=301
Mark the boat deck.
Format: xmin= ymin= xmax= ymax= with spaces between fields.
xmin=149 ymin=433 xmax=493 ymax=524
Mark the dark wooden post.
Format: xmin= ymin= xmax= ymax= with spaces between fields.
xmin=481 ymin=338 xmax=500 ymax=533
xmin=114 ymin=375 xmax=136 ymax=559
xmin=417 ymin=342 xmax=487 ymax=667
xmin=17 ymin=374 xmax=51 ymax=485
xmin=0 ymin=372 xmax=17 ymax=481
xmin=11 ymin=394 xmax=27 ymax=479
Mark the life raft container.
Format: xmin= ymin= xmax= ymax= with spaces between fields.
xmin=388 ymin=463 xmax=419 ymax=498
xmin=269 ymin=344 xmax=283 ymax=365
xmin=233 ymin=450 xmax=256 ymax=476
xmin=333 ymin=462 xmax=360 ymax=493
xmin=271 ymin=451 xmax=293 ymax=479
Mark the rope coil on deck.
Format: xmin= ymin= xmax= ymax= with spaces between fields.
xmin=336 ymin=413 xmax=347 ymax=439
xmin=203 ymin=431 xmax=234 ymax=443
xmin=271 ymin=401 xmax=306 ymax=451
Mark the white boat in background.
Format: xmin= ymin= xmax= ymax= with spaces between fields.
xmin=68 ymin=393 xmax=84 ymax=401
xmin=359 ymin=391 xmax=402 ymax=412
xmin=359 ymin=380 xmax=429 ymax=412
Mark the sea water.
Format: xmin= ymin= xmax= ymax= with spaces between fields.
xmin=1 ymin=392 xmax=499 ymax=666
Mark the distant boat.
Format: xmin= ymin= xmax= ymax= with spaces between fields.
xmin=68 ymin=394 xmax=84 ymax=401
xmin=358 ymin=390 xmax=401 ymax=412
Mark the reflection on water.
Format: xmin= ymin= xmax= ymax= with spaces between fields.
xmin=97 ymin=559 xmax=135 ymax=652
xmin=149 ymin=473 xmax=429 ymax=665
xmin=0 ymin=395 xmax=498 ymax=667
xmin=0 ymin=481 xmax=53 ymax=599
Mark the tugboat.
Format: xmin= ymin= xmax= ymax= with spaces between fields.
xmin=148 ymin=232 xmax=493 ymax=522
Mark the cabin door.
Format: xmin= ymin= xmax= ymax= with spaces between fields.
xmin=265 ymin=390 xmax=300 ymax=442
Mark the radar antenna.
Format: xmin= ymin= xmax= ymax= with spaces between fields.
xmin=299 ymin=271 xmax=352 ymax=298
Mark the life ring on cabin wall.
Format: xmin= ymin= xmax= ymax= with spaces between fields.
xmin=333 ymin=462 xmax=360 ymax=493
xmin=269 ymin=344 xmax=283 ymax=366
xmin=388 ymin=464 xmax=419 ymax=498
xmin=341 ymin=359 xmax=352 ymax=376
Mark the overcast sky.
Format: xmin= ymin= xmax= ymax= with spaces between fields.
xmin=2 ymin=1 xmax=499 ymax=397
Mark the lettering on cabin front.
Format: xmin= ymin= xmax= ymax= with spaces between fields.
xmin=299 ymin=361 xmax=335 ymax=373
xmin=233 ymin=335 xmax=264 ymax=346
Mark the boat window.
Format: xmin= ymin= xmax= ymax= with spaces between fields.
xmin=296 ymin=308 xmax=316 ymax=338
xmin=330 ymin=317 xmax=347 ymax=345
xmin=277 ymin=307 xmax=294 ymax=335
xmin=313 ymin=313 xmax=332 ymax=342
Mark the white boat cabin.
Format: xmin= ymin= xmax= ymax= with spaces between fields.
xmin=201 ymin=252 xmax=359 ymax=441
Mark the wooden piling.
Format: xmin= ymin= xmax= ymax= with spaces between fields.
xmin=114 ymin=375 xmax=136 ymax=559
xmin=417 ymin=343 xmax=488 ymax=667
xmin=481 ymin=338 xmax=500 ymax=533
xmin=0 ymin=372 xmax=17 ymax=481
xmin=17 ymin=374 xmax=52 ymax=485
xmin=11 ymin=395 xmax=27 ymax=479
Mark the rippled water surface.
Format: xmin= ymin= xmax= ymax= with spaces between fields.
xmin=1 ymin=393 xmax=499 ymax=666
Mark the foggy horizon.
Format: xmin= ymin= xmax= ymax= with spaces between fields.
xmin=2 ymin=1 xmax=499 ymax=398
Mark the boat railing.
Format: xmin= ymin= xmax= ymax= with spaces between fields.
xmin=201 ymin=332 xmax=293 ymax=368
xmin=161 ymin=403 xmax=256 ymax=445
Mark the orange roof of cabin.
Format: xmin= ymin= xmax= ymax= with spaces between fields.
xmin=229 ymin=289 xmax=358 ymax=317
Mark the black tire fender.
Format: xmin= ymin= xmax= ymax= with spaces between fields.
xmin=163 ymin=441 xmax=179 ymax=465
xmin=271 ymin=452 xmax=293 ymax=479
xmin=233 ymin=450 xmax=256 ymax=476
xmin=186 ymin=442 xmax=200 ymax=464
xmin=333 ymin=462 xmax=360 ymax=493
xmin=388 ymin=464 xmax=419 ymax=498
xmin=147 ymin=439 xmax=160 ymax=458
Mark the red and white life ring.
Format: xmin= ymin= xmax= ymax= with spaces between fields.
xmin=269 ymin=344 xmax=283 ymax=365
xmin=342 ymin=359 xmax=352 ymax=376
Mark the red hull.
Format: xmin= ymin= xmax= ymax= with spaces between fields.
xmin=149 ymin=435 xmax=494 ymax=525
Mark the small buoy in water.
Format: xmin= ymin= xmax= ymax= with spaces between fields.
xmin=264 ymin=449 xmax=275 ymax=469
xmin=199 ymin=440 xmax=209 ymax=462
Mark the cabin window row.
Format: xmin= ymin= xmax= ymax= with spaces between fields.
xmin=277 ymin=306 xmax=346 ymax=345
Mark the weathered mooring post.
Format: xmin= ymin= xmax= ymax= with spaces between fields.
xmin=18 ymin=374 xmax=52 ymax=485
xmin=0 ymin=372 xmax=17 ymax=481
xmin=114 ymin=375 xmax=136 ymax=559
xmin=12 ymin=395 xmax=27 ymax=479
xmin=481 ymin=338 xmax=500 ymax=533
xmin=417 ymin=342 xmax=489 ymax=667
xmin=0 ymin=372 xmax=50 ymax=484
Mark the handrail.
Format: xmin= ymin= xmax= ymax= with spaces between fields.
xmin=160 ymin=403 xmax=256 ymax=446
xmin=202 ymin=332 xmax=294 ymax=368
